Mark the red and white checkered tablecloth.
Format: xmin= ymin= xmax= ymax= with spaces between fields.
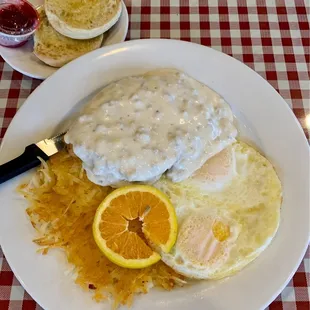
xmin=0 ymin=0 xmax=309 ymax=309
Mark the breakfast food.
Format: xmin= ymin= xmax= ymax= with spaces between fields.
xmin=19 ymin=152 xmax=185 ymax=308
xmin=34 ymin=9 xmax=104 ymax=67
xmin=19 ymin=69 xmax=282 ymax=308
xmin=93 ymin=185 xmax=178 ymax=268
xmin=45 ymin=0 xmax=122 ymax=39
xmin=65 ymin=69 xmax=237 ymax=187
xmin=186 ymin=145 xmax=236 ymax=191
xmin=156 ymin=142 xmax=282 ymax=279
xmin=32 ymin=1 xmax=123 ymax=67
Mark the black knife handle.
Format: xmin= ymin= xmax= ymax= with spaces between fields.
xmin=0 ymin=144 xmax=49 ymax=185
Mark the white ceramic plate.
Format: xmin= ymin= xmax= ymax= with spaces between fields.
xmin=0 ymin=0 xmax=129 ymax=79
xmin=0 ymin=39 xmax=309 ymax=310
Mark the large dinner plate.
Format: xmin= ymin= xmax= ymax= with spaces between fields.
xmin=0 ymin=39 xmax=309 ymax=310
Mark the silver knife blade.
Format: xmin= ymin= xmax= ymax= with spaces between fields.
xmin=35 ymin=132 xmax=66 ymax=157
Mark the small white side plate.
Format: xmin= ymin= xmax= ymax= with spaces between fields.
xmin=0 ymin=0 xmax=129 ymax=79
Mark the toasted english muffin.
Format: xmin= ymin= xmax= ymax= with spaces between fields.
xmin=33 ymin=9 xmax=104 ymax=68
xmin=45 ymin=0 xmax=122 ymax=40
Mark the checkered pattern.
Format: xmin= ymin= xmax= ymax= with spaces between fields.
xmin=0 ymin=0 xmax=309 ymax=309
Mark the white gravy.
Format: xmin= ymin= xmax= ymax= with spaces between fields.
xmin=65 ymin=69 xmax=237 ymax=186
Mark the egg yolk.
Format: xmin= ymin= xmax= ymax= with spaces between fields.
xmin=212 ymin=220 xmax=230 ymax=242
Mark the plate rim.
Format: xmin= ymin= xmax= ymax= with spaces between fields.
xmin=0 ymin=39 xmax=309 ymax=310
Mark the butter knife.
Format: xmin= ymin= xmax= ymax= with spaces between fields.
xmin=0 ymin=132 xmax=66 ymax=184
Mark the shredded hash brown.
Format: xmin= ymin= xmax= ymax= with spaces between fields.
xmin=18 ymin=150 xmax=185 ymax=309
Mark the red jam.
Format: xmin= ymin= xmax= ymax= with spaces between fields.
xmin=0 ymin=1 xmax=39 ymax=47
xmin=0 ymin=1 xmax=39 ymax=35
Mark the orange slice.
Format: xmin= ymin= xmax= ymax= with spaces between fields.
xmin=92 ymin=185 xmax=178 ymax=269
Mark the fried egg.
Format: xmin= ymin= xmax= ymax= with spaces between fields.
xmin=185 ymin=145 xmax=236 ymax=192
xmin=154 ymin=141 xmax=282 ymax=279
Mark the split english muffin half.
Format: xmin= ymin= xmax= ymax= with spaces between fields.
xmin=45 ymin=0 xmax=122 ymax=40
xmin=34 ymin=9 xmax=104 ymax=68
